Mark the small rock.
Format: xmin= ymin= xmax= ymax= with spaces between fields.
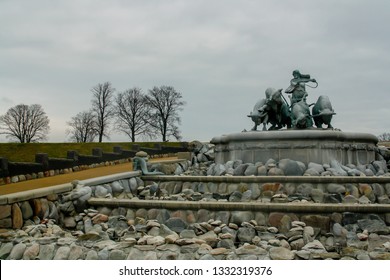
xmin=268 ymin=167 xmax=284 ymax=176
xmin=9 ymin=243 xmax=26 ymax=260
xmin=244 ymin=165 xmax=257 ymax=176
xmin=147 ymin=236 xmax=165 ymax=246
xmin=85 ymin=250 xmax=99 ymax=260
xmin=235 ymin=244 xmax=266 ymax=255
xmin=165 ymin=218 xmax=188 ymax=233
xmin=12 ymin=204 xmax=23 ymax=229
xmin=92 ymin=214 xmax=109 ymax=224
xmin=68 ymin=244 xmax=84 ymax=260
xmin=38 ymin=244 xmax=55 ymax=260
xmin=302 ymin=240 xmax=327 ymax=254
xmin=357 ymin=230 xmax=369 ymax=241
xmin=296 ymin=250 xmax=311 ymax=260
xmin=278 ymin=159 xmax=304 ymax=176
xmin=198 ymin=231 xmax=218 ymax=247
xmin=0 ymin=243 xmax=13 ymax=259
xmin=63 ymin=216 xmax=77 ymax=228
xmin=267 ymin=227 xmax=279 ymax=234
xmin=180 ymin=230 xmax=196 ymax=239
xmin=237 ymin=227 xmax=256 ymax=243
xmin=304 ymin=168 xmax=320 ymax=176
xmin=23 ymin=243 xmax=40 ymax=260
xmin=229 ymin=191 xmax=242 ymax=202
xmin=269 ymin=247 xmax=295 ymax=260
xmin=109 ymin=249 xmax=127 ymax=260
xmin=95 ymin=185 xmax=109 ymax=198
xmin=327 ymin=184 xmax=346 ymax=194
xmin=358 ymin=219 xmax=389 ymax=234
xmin=233 ymin=164 xmax=249 ymax=176
xmin=308 ymin=162 xmax=325 ymax=173
xmin=53 ymin=246 xmax=70 ymax=260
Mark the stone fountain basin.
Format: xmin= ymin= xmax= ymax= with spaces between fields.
xmin=211 ymin=130 xmax=378 ymax=166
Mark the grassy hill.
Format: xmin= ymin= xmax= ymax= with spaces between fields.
xmin=0 ymin=142 xmax=184 ymax=162
xmin=2 ymin=141 xmax=386 ymax=163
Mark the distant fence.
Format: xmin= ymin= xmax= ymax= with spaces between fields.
xmin=0 ymin=143 xmax=189 ymax=178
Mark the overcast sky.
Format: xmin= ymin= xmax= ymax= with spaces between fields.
xmin=1 ymin=0 xmax=389 ymax=143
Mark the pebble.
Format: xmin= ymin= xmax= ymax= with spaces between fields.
xmin=269 ymin=247 xmax=295 ymax=260
xmin=53 ymin=246 xmax=70 ymax=260
xmin=9 ymin=243 xmax=26 ymax=260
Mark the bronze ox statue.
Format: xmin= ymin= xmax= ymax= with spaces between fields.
xmin=311 ymin=95 xmax=336 ymax=129
xmin=248 ymin=88 xmax=291 ymax=131
xmin=248 ymin=70 xmax=336 ymax=130
xmin=291 ymin=98 xmax=313 ymax=129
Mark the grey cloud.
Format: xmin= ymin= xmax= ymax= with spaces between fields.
xmin=0 ymin=0 xmax=389 ymax=142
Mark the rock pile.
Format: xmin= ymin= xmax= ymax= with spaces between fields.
xmin=60 ymin=176 xmax=390 ymax=209
xmin=1 ymin=147 xmax=389 ymax=261
xmin=1 ymin=212 xmax=390 ymax=260
xmin=206 ymin=158 xmax=390 ymax=177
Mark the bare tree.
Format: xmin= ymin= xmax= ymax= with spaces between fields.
xmin=0 ymin=104 xmax=50 ymax=143
xmin=91 ymin=82 xmax=115 ymax=142
xmin=66 ymin=110 xmax=97 ymax=143
xmin=115 ymin=87 xmax=155 ymax=142
xmin=145 ymin=86 xmax=185 ymax=142
xmin=378 ymin=132 xmax=390 ymax=142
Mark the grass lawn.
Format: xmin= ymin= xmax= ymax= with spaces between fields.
xmin=0 ymin=142 xmax=184 ymax=162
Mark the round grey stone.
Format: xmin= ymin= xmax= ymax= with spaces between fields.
xmin=53 ymin=246 xmax=70 ymax=260
xmin=214 ymin=164 xmax=227 ymax=176
xmin=38 ymin=244 xmax=55 ymax=260
xmin=9 ymin=243 xmax=26 ymax=260
xmin=241 ymin=190 xmax=252 ymax=202
xmin=165 ymin=217 xmax=188 ymax=233
xmin=180 ymin=230 xmax=196 ymax=239
xmin=237 ymin=227 xmax=256 ymax=243
xmin=269 ymin=247 xmax=295 ymax=260
xmin=129 ymin=178 xmax=138 ymax=193
xmin=229 ymin=191 xmax=242 ymax=202
xmin=244 ymin=164 xmax=257 ymax=176
xmin=233 ymin=164 xmax=249 ymax=176
xmin=304 ymin=168 xmax=320 ymax=176
xmin=111 ymin=181 xmax=124 ymax=196
xmin=0 ymin=243 xmax=13 ymax=260
xmin=327 ymin=184 xmax=346 ymax=194
xmin=231 ymin=211 xmax=254 ymax=225
xmin=257 ymin=166 xmax=267 ymax=176
xmin=20 ymin=201 xmax=34 ymax=220
xmin=109 ymin=249 xmax=127 ymax=260
xmin=95 ymin=185 xmax=108 ymax=198
xmin=268 ymin=167 xmax=284 ymax=176
xmin=308 ymin=162 xmax=325 ymax=173
xmin=278 ymin=159 xmax=304 ymax=176
xmin=85 ymin=250 xmax=98 ymax=260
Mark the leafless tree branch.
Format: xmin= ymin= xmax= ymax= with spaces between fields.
xmin=0 ymin=104 xmax=50 ymax=143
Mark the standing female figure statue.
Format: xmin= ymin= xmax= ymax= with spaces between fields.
xmin=285 ymin=70 xmax=317 ymax=106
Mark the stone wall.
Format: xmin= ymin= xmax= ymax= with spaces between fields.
xmin=211 ymin=130 xmax=381 ymax=166
xmin=0 ymin=183 xmax=73 ymax=229
xmin=141 ymin=175 xmax=390 ymax=205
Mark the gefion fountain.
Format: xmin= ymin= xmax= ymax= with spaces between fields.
xmin=2 ymin=70 xmax=390 ymax=262
xmin=211 ymin=70 xmax=380 ymax=168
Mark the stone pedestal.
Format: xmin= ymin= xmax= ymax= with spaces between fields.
xmin=211 ymin=130 xmax=378 ymax=166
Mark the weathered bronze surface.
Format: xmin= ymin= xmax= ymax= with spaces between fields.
xmin=248 ymin=70 xmax=335 ymax=130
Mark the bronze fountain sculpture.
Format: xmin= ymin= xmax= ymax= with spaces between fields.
xmin=212 ymin=70 xmax=378 ymax=166
xmin=248 ymin=70 xmax=336 ymax=130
